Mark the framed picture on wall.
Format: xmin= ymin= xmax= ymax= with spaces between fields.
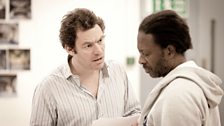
xmin=0 ymin=73 xmax=17 ymax=96
xmin=8 ymin=48 xmax=30 ymax=70
xmin=0 ymin=22 xmax=19 ymax=45
xmin=0 ymin=0 xmax=6 ymax=20
xmin=0 ymin=49 xmax=7 ymax=70
xmin=9 ymin=0 xmax=31 ymax=19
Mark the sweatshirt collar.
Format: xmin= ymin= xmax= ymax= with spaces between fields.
xmin=176 ymin=60 xmax=198 ymax=68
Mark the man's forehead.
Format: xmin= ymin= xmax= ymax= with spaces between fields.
xmin=78 ymin=35 xmax=104 ymax=43
xmin=76 ymin=26 xmax=104 ymax=43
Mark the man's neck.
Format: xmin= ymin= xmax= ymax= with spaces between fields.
xmin=171 ymin=54 xmax=187 ymax=69
xmin=69 ymin=57 xmax=99 ymax=77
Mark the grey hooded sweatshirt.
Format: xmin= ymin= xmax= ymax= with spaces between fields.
xmin=140 ymin=61 xmax=224 ymax=126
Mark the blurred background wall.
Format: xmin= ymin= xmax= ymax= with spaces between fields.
xmin=0 ymin=0 xmax=223 ymax=125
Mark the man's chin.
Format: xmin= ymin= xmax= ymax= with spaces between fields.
xmin=144 ymin=68 xmax=150 ymax=74
xmin=95 ymin=61 xmax=105 ymax=69
xmin=99 ymin=62 xmax=105 ymax=68
xmin=144 ymin=70 xmax=158 ymax=78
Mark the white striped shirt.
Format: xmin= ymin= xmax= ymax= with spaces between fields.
xmin=30 ymin=60 xmax=141 ymax=126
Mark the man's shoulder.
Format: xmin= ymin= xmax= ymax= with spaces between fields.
xmin=103 ymin=60 xmax=128 ymax=79
xmin=105 ymin=60 xmax=124 ymax=69
xmin=38 ymin=64 xmax=67 ymax=86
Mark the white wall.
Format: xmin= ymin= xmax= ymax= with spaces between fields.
xmin=198 ymin=0 xmax=224 ymax=125
xmin=0 ymin=0 xmax=141 ymax=125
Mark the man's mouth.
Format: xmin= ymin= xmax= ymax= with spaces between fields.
xmin=93 ymin=57 xmax=103 ymax=62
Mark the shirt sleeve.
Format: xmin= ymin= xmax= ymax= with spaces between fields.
xmin=30 ymin=80 xmax=57 ymax=126
xmin=121 ymin=65 xmax=141 ymax=116
xmin=123 ymin=79 xmax=141 ymax=117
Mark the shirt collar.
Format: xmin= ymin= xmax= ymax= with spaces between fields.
xmin=63 ymin=55 xmax=109 ymax=79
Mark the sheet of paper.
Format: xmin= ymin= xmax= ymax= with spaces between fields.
xmin=92 ymin=114 xmax=140 ymax=126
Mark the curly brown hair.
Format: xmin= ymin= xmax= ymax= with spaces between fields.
xmin=59 ymin=8 xmax=105 ymax=49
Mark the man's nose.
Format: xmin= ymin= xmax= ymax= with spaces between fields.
xmin=93 ymin=44 xmax=103 ymax=54
xmin=138 ymin=55 xmax=146 ymax=64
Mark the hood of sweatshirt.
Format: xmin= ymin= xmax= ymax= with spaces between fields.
xmin=140 ymin=62 xmax=224 ymax=125
xmin=158 ymin=66 xmax=224 ymax=108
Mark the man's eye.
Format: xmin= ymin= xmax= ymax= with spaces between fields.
xmin=97 ymin=39 xmax=103 ymax=44
xmin=141 ymin=52 xmax=149 ymax=57
xmin=84 ymin=44 xmax=92 ymax=48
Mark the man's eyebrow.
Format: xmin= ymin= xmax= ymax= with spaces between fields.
xmin=95 ymin=35 xmax=106 ymax=42
xmin=99 ymin=35 xmax=105 ymax=40
xmin=82 ymin=41 xmax=92 ymax=46
xmin=82 ymin=35 xmax=105 ymax=45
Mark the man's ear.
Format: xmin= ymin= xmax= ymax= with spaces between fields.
xmin=65 ymin=45 xmax=76 ymax=55
xmin=164 ymin=45 xmax=176 ymax=58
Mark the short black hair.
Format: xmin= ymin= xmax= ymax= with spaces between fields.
xmin=139 ymin=10 xmax=192 ymax=54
